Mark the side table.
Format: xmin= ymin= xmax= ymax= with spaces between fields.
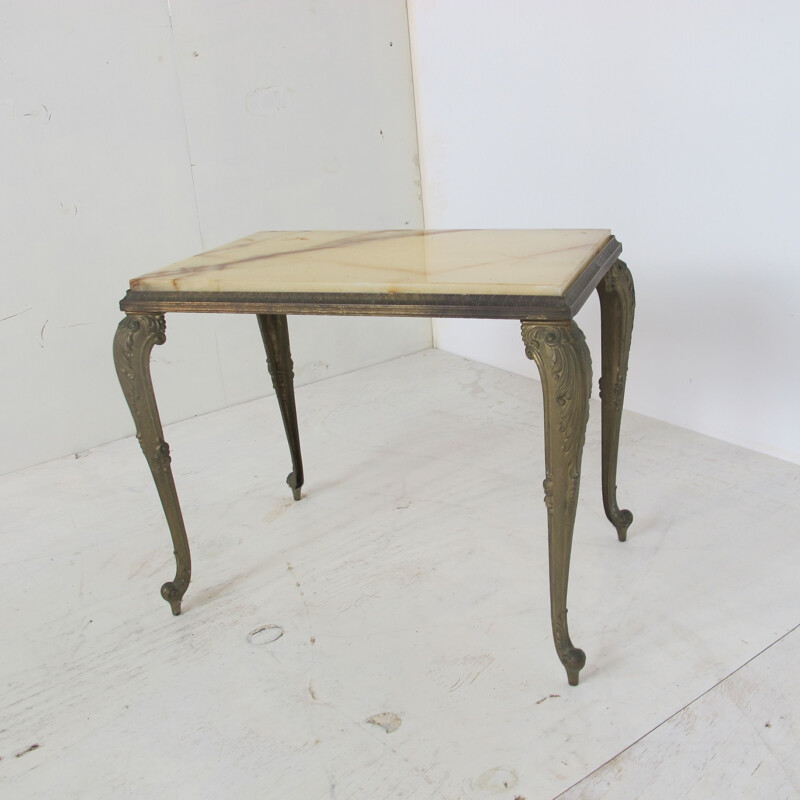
xmin=113 ymin=229 xmax=635 ymax=685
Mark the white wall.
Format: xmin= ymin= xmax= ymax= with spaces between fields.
xmin=409 ymin=0 xmax=800 ymax=464
xmin=0 ymin=0 xmax=428 ymax=476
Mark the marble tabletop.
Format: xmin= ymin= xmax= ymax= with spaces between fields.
xmin=129 ymin=229 xmax=613 ymax=297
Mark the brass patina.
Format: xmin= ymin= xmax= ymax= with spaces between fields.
xmin=597 ymin=260 xmax=635 ymax=541
xmin=518 ymin=260 xmax=635 ymax=685
xmin=521 ymin=320 xmax=592 ymax=686
xmin=113 ymin=234 xmax=635 ymax=685
xmin=113 ymin=313 xmax=190 ymax=615
xmin=257 ymin=314 xmax=304 ymax=500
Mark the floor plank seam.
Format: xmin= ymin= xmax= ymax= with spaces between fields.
xmin=551 ymin=620 xmax=800 ymax=798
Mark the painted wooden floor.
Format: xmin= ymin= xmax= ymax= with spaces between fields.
xmin=1 ymin=350 xmax=798 ymax=799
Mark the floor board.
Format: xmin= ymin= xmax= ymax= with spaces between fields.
xmin=1 ymin=350 xmax=798 ymax=799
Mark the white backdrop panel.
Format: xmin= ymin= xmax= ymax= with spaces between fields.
xmin=0 ymin=0 xmax=428 ymax=475
xmin=408 ymin=0 xmax=800 ymax=463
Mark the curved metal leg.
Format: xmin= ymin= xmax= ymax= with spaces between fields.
xmin=257 ymin=314 xmax=304 ymax=500
xmin=522 ymin=320 xmax=592 ymax=686
xmin=113 ymin=314 xmax=190 ymax=615
xmin=596 ymin=260 xmax=635 ymax=542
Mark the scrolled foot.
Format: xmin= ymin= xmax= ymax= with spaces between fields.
xmin=563 ymin=647 xmax=586 ymax=686
xmin=567 ymin=650 xmax=586 ymax=686
xmin=161 ymin=581 xmax=184 ymax=616
xmin=612 ymin=508 xmax=633 ymax=542
xmin=558 ymin=642 xmax=586 ymax=686
xmin=287 ymin=471 xmax=302 ymax=501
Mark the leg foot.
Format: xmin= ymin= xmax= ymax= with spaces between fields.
xmin=522 ymin=320 xmax=592 ymax=686
xmin=287 ymin=472 xmax=302 ymax=501
xmin=114 ymin=314 xmax=191 ymax=614
xmin=161 ymin=581 xmax=184 ymax=615
xmin=566 ymin=655 xmax=586 ymax=687
xmin=258 ymin=314 xmax=305 ymax=500
xmin=613 ymin=509 xmax=633 ymax=543
xmin=597 ymin=260 xmax=635 ymax=542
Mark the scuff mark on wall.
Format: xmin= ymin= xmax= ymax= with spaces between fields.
xmin=0 ymin=307 xmax=32 ymax=323
xmin=245 ymin=86 xmax=293 ymax=115
xmin=22 ymin=104 xmax=51 ymax=123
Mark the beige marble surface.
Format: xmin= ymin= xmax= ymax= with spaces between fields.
xmin=129 ymin=229 xmax=611 ymax=296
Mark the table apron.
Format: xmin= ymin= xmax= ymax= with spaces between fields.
xmin=119 ymin=238 xmax=622 ymax=321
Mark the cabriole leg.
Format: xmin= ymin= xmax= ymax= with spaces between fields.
xmin=257 ymin=314 xmax=304 ymax=500
xmin=596 ymin=260 xmax=635 ymax=542
xmin=113 ymin=314 xmax=190 ymax=615
xmin=522 ymin=320 xmax=592 ymax=686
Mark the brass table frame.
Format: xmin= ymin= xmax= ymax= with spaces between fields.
xmin=113 ymin=235 xmax=634 ymax=686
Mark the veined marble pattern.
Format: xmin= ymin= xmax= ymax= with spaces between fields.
xmin=129 ymin=229 xmax=612 ymax=296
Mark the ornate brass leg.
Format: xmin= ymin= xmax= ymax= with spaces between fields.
xmin=257 ymin=314 xmax=304 ymax=500
xmin=113 ymin=314 xmax=190 ymax=615
xmin=596 ymin=260 xmax=635 ymax=542
xmin=522 ymin=320 xmax=592 ymax=686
